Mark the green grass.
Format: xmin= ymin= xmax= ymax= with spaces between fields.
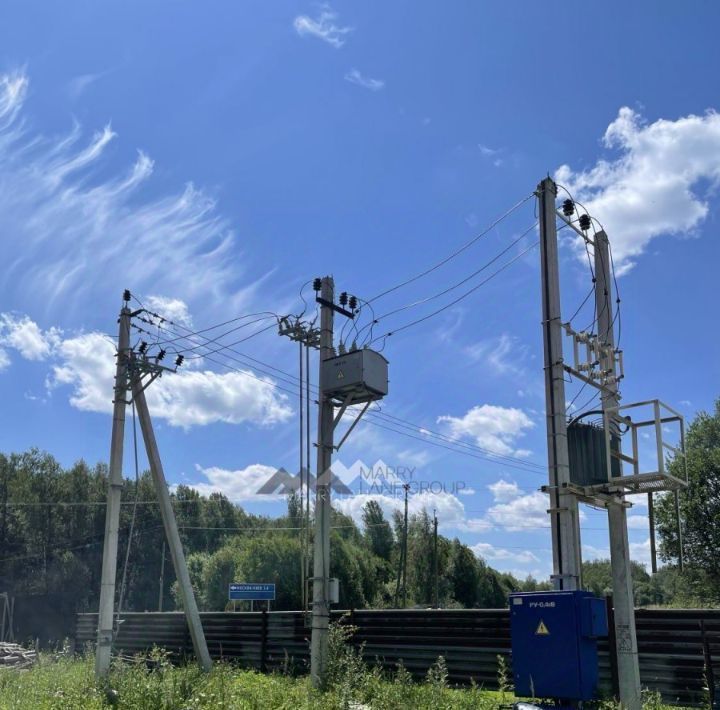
xmin=0 ymin=654 xmax=686 ymax=710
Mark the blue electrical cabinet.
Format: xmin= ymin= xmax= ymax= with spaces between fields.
xmin=509 ymin=591 xmax=608 ymax=702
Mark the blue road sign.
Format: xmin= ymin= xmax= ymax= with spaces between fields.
xmin=228 ymin=583 xmax=275 ymax=601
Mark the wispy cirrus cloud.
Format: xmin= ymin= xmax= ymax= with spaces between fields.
xmin=0 ymin=70 xmax=260 ymax=314
xmin=293 ymin=6 xmax=352 ymax=48
xmin=66 ymin=71 xmax=106 ymax=99
xmin=464 ymin=333 xmax=527 ymax=376
xmin=344 ymin=69 xmax=385 ymax=92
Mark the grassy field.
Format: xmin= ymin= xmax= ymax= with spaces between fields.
xmin=0 ymin=654 xmax=507 ymax=710
xmin=0 ymin=653 xmax=681 ymax=710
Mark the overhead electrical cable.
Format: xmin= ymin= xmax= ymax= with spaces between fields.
xmin=140 ymin=300 xmax=547 ymax=474
xmin=137 ymin=318 xmax=547 ymax=474
xmin=367 ymin=193 xmax=534 ymax=303
xmin=181 ymin=320 xmax=278 ymax=360
xmin=368 ymin=240 xmax=539 ymax=345
xmin=355 ymin=222 xmax=538 ymax=344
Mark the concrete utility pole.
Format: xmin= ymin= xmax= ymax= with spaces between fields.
xmin=158 ymin=541 xmax=166 ymax=612
xmin=594 ymin=229 xmax=641 ymax=709
xmin=403 ymin=485 xmax=409 ymax=606
xmin=310 ymin=276 xmax=335 ymax=688
xmin=95 ymin=305 xmax=131 ymax=678
xmin=305 ymin=342 xmax=312 ymax=610
xmin=538 ymin=177 xmax=583 ymax=590
xmin=132 ymin=383 xmax=212 ymax=672
xmin=299 ymin=340 xmax=306 ymax=611
xmin=432 ymin=510 xmax=439 ymax=609
xmin=395 ymin=482 xmax=410 ymax=607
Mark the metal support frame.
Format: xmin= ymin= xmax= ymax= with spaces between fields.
xmin=333 ymin=401 xmax=372 ymax=451
xmin=597 ymin=399 xmax=687 ymax=494
xmin=278 ymin=315 xmax=320 ymax=615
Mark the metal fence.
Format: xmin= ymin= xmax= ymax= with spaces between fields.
xmin=75 ymin=606 xmax=720 ymax=706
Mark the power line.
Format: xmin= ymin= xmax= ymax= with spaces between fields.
xmin=360 ymin=416 xmax=545 ymax=475
xmin=367 ymin=193 xmax=534 ymax=303
xmin=135 ymin=300 xmax=549 ymax=476
xmin=355 ymin=222 xmax=538 ymax=344
xmin=182 ymin=320 xmax=278 ymax=360
xmin=366 ymin=408 xmax=546 ymax=473
xmin=158 ymin=314 xmax=278 ymax=356
xmin=555 ymin=184 xmax=622 ymax=343
xmin=141 ymin=314 xmax=547 ymax=474
xmin=368 ymin=239 xmax=539 ymax=345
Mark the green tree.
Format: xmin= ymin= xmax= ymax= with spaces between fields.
xmin=236 ymin=535 xmax=302 ymax=610
xmin=362 ymin=500 xmax=394 ymax=562
xmin=655 ymin=399 xmax=720 ymax=603
xmin=202 ymin=492 xmax=246 ymax=553
xmin=201 ymin=545 xmax=238 ymax=610
xmin=580 ymin=559 xmax=672 ymax=607
xmin=448 ymin=539 xmax=480 ymax=607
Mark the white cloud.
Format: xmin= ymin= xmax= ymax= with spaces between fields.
xmin=584 ymin=538 xmax=652 ymax=570
xmin=437 ymin=404 xmax=534 ymax=457
xmin=190 ymin=464 xmax=283 ymax=503
xmin=478 ymin=144 xmax=504 ymax=167
xmin=144 ymin=296 xmax=193 ymax=327
xmin=629 ymin=495 xmax=648 ymax=509
xmin=630 ymin=538 xmax=652 ymax=569
xmin=583 ymin=543 xmax=610 ymax=560
xmin=488 ymin=479 xmax=521 ymax=503
xmin=150 ymin=368 xmax=292 ymax=428
xmin=0 ymin=71 xmax=258 ymax=312
xmin=486 ymin=489 xmax=550 ymax=531
xmin=0 ymin=72 xmax=26 ymax=127
xmin=0 ymin=314 xmax=61 ymax=361
xmin=627 ymin=514 xmax=649 ymax=530
xmin=0 ymin=349 xmax=10 ymax=372
xmin=471 ymin=542 xmax=540 ymax=565
xmin=67 ymin=72 xmax=104 ymax=99
xmin=464 ymin=333 xmax=526 ymax=376
xmin=556 ymin=107 xmax=720 ymax=273
xmin=293 ymin=7 xmax=352 ymax=48
xmin=344 ymin=69 xmax=385 ymax=92
xmin=47 ymin=331 xmax=292 ymax=429
xmin=478 ymin=144 xmax=500 ymax=157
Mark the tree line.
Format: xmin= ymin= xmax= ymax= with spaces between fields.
xmin=0 ymin=450 xmax=546 ymax=639
xmin=1 ymin=398 xmax=718 ymax=639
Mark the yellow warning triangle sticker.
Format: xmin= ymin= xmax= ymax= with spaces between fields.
xmin=535 ymin=620 xmax=550 ymax=636
xmin=337 ymin=371 xmax=344 ymax=379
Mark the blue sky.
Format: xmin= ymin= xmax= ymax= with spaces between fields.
xmin=1 ymin=0 xmax=719 ymax=579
